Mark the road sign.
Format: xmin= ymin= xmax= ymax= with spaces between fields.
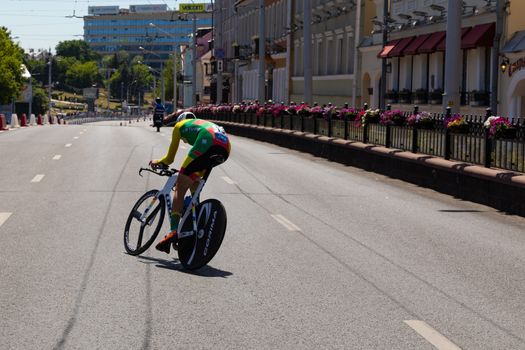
xmin=179 ymin=3 xmax=207 ymax=13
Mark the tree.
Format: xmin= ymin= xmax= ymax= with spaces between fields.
xmin=31 ymin=86 xmax=48 ymax=115
xmin=56 ymin=40 xmax=99 ymax=62
xmin=65 ymin=61 xmax=101 ymax=90
xmin=0 ymin=27 xmax=24 ymax=105
xmin=162 ymin=54 xmax=183 ymax=103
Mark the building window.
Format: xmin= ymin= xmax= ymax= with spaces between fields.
xmin=337 ymin=37 xmax=344 ymax=74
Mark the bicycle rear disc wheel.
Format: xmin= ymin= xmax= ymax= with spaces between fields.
xmin=124 ymin=190 xmax=165 ymax=256
xmin=178 ymin=199 xmax=227 ymax=270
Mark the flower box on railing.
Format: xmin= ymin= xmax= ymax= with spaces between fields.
xmin=398 ymin=89 xmax=411 ymax=104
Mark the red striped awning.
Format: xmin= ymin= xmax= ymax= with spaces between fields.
xmin=388 ymin=36 xmax=416 ymax=57
xmin=436 ymin=27 xmax=472 ymax=51
xmin=404 ymin=34 xmax=432 ymax=55
xmin=461 ymin=22 xmax=495 ymax=49
xmin=377 ymin=40 xmax=400 ymax=58
xmin=417 ymin=31 xmax=446 ymax=54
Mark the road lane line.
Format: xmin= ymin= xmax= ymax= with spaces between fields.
xmin=52 ymin=155 xmax=62 ymax=160
xmin=65 ymin=143 xmax=72 ymax=148
xmin=271 ymin=214 xmax=301 ymax=231
xmin=221 ymin=176 xmax=236 ymax=185
xmin=404 ymin=320 xmax=462 ymax=350
xmin=0 ymin=213 xmax=12 ymax=228
xmin=73 ymin=136 xmax=79 ymax=139
xmin=31 ymin=174 xmax=45 ymax=183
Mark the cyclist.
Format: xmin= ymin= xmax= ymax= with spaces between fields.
xmin=150 ymin=111 xmax=231 ymax=253
xmin=153 ymin=97 xmax=165 ymax=131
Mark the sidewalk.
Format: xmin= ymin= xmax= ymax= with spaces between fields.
xmin=214 ymin=120 xmax=525 ymax=217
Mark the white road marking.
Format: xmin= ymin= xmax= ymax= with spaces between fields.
xmin=0 ymin=213 xmax=12 ymax=228
xmin=160 ymin=133 xmax=165 ymax=137
xmin=31 ymin=174 xmax=45 ymax=183
xmin=73 ymin=136 xmax=79 ymax=139
xmin=65 ymin=143 xmax=72 ymax=148
xmin=52 ymin=155 xmax=62 ymax=160
xmin=271 ymin=214 xmax=301 ymax=231
xmin=221 ymin=176 xmax=236 ymax=185
xmin=180 ymin=145 xmax=187 ymax=150
xmin=79 ymin=132 xmax=84 ymax=135
xmin=404 ymin=320 xmax=462 ymax=350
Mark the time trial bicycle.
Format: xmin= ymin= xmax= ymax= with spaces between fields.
xmin=123 ymin=158 xmax=227 ymax=270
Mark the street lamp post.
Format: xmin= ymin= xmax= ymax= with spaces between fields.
xmin=303 ymin=0 xmax=312 ymax=105
xmin=258 ymin=0 xmax=265 ymax=103
xmin=192 ymin=15 xmax=197 ymax=106
xmin=149 ymin=23 xmax=180 ymax=109
xmin=47 ymin=51 xmax=52 ymax=120
xmin=139 ymin=46 xmax=165 ymax=104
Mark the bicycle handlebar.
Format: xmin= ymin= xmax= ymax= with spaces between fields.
xmin=139 ymin=167 xmax=178 ymax=177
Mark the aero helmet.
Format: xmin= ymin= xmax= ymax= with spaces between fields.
xmin=176 ymin=111 xmax=196 ymax=124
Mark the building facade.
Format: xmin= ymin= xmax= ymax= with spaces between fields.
xmin=360 ymin=0 xmax=501 ymax=113
xmin=499 ymin=0 xmax=525 ymax=118
xmin=83 ymin=5 xmax=211 ymax=69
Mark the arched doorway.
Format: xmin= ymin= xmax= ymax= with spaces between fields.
xmin=362 ymin=72 xmax=371 ymax=107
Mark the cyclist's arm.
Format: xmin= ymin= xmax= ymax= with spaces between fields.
xmin=158 ymin=126 xmax=181 ymax=165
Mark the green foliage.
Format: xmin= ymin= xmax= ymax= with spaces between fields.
xmin=0 ymin=27 xmax=24 ymax=105
xmin=32 ymin=86 xmax=48 ymax=115
xmin=65 ymin=61 xmax=101 ymax=90
xmin=162 ymin=55 xmax=182 ymax=102
xmin=56 ymin=40 xmax=100 ymax=62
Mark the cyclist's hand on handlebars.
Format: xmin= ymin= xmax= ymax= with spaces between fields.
xmin=149 ymin=160 xmax=167 ymax=170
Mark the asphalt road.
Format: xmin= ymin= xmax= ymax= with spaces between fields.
xmin=1 ymin=120 xmax=525 ymax=350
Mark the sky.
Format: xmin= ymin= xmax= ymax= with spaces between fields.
xmin=0 ymin=0 xmax=184 ymax=53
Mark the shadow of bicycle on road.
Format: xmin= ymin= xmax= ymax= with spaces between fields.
xmin=136 ymin=254 xmax=233 ymax=278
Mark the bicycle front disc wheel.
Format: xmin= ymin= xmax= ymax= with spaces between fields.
xmin=124 ymin=189 xmax=165 ymax=255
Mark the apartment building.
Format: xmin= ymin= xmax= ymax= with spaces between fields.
xmin=83 ymin=5 xmax=211 ymax=69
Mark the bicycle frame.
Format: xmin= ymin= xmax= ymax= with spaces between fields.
xmin=138 ymin=170 xmax=208 ymax=239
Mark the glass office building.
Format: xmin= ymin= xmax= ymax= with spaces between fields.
xmin=84 ymin=5 xmax=212 ymax=68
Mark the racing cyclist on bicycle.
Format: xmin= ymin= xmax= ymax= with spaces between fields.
xmin=150 ymin=111 xmax=231 ymax=253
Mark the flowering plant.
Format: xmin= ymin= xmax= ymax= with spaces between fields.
xmin=297 ymin=104 xmax=311 ymax=116
xmin=322 ymin=106 xmax=336 ymax=119
xmin=444 ymin=114 xmax=469 ymax=133
xmin=232 ymin=105 xmax=242 ymax=113
xmin=380 ymin=109 xmax=406 ymax=126
xmin=406 ymin=111 xmax=434 ymax=129
xmin=217 ymin=105 xmax=231 ymax=113
xmin=244 ymin=104 xmax=259 ymax=113
xmin=337 ymin=107 xmax=359 ymax=120
xmin=360 ymin=108 xmax=381 ymax=126
xmin=256 ymin=107 xmax=267 ymax=118
xmin=270 ymin=104 xmax=286 ymax=117
xmin=484 ymin=116 xmax=516 ymax=139
xmin=309 ymin=106 xmax=324 ymax=118
xmin=286 ymin=105 xmax=298 ymax=115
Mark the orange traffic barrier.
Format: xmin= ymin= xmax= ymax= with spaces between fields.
xmin=37 ymin=114 xmax=43 ymax=125
xmin=20 ymin=113 xmax=28 ymax=127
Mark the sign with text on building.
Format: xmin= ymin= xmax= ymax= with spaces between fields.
xmin=130 ymin=4 xmax=168 ymax=13
xmin=179 ymin=3 xmax=209 ymax=13
xmin=88 ymin=6 xmax=119 ymax=15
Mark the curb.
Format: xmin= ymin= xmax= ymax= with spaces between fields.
xmin=213 ymin=120 xmax=525 ymax=217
